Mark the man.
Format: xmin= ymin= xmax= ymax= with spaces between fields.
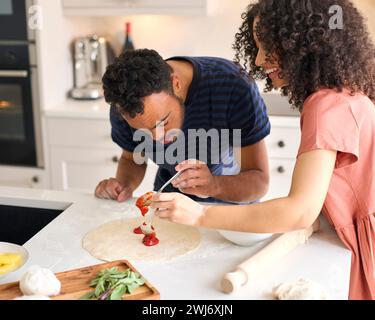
xmin=95 ymin=49 xmax=270 ymax=204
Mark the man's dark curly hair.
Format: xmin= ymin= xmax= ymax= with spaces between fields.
xmin=234 ymin=0 xmax=375 ymax=110
xmin=102 ymin=49 xmax=173 ymax=118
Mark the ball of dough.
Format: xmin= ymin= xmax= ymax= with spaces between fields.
xmin=20 ymin=266 xmax=61 ymax=297
xmin=272 ymin=278 xmax=328 ymax=300
xmin=14 ymin=295 xmax=51 ymax=300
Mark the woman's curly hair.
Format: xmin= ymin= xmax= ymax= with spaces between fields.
xmin=102 ymin=49 xmax=173 ymax=118
xmin=234 ymin=0 xmax=375 ymax=110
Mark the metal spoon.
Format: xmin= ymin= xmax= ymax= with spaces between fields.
xmin=141 ymin=170 xmax=184 ymax=235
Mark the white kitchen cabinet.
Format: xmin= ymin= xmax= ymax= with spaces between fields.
xmin=0 ymin=166 xmax=47 ymax=189
xmin=49 ymin=146 xmax=122 ymax=193
xmin=46 ymin=116 xmax=158 ymax=197
xmin=49 ymin=145 xmax=158 ymax=197
xmin=266 ymin=158 xmax=295 ymax=199
xmin=265 ymin=126 xmax=300 ymax=158
xmin=46 ymin=117 xmax=115 ymax=149
xmin=62 ymin=0 xmax=207 ymax=16
xmin=262 ymin=116 xmax=300 ymax=201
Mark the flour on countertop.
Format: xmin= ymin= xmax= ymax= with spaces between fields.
xmin=272 ymin=278 xmax=329 ymax=300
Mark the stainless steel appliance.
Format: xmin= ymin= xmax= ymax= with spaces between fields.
xmin=70 ymin=35 xmax=115 ymax=100
xmin=0 ymin=0 xmax=43 ymax=167
xmin=0 ymin=0 xmax=29 ymax=41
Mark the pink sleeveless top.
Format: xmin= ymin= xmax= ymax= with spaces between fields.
xmin=298 ymin=89 xmax=375 ymax=300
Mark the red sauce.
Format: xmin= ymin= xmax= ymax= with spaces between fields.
xmin=133 ymin=226 xmax=143 ymax=234
xmin=142 ymin=233 xmax=159 ymax=246
xmin=136 ymin=192 xmax=154 ymax=216
xmin=140 ymin=207 xmax=149 ymax=216
xmin=135 ymin=192 xmax=159 ymax=246
xmin=133 ymin=223 xmax=155 ymax=235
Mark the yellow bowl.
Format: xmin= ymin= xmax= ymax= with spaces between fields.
xmin=0 ymin=242 xmax=29 ymax=279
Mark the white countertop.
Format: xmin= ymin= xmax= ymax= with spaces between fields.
xmin=43 ymin=98 xmax=111 ymax=120
xmin=0 ymin=186 xmax=351 ymax=300
xmin=42 ymin=81 xmax=275 ymax=120
xmin=42 ymin=95 xmax=300 ymax=123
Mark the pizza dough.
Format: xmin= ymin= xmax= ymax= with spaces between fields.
xmin=82 ymin=217 xmax=201 ymax=262
xmin=272 ymin=278 xmax=328 ymax=300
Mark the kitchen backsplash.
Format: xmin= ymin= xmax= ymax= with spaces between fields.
xmin=64 ymin=0 xmax=251 ymax=59
xmin=36 ymin=0 xmax=375 ymax=111
xmin=37 ymin=0 xmax=251 ymax=109
xmin=69 ymin=0 xmax=375 ymax=58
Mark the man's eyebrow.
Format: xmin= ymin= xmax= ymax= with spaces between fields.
xmin=150 ymin=112 xmax=171 ymax=130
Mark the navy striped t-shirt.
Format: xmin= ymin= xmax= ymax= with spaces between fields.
xmin=110 ymin=56 xmax=270 ymax=203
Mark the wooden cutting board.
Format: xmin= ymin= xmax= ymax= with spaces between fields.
xmin=0 ymin=260 xmax=160 ymax=300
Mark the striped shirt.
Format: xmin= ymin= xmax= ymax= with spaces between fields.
xmin=110 ymin=56 xmax=270 ymax=203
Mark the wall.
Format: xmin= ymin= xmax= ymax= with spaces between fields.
xmin=354 ymin=0 xmax=375 ymax=41
xmin=36 ymin=0 xmax=98 ymax=109
xmin=86 ymin=0 xmax=375 ymax=57
xmin=36 ymin=0 xmax=375 ymax=111
xmin=86 ymin=0 xmax=251 ymax=58
xmin=36 ymin=0 xmax=251 ymax=110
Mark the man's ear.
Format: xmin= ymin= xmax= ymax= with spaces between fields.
xmin=121 ymin=112 xmax=133 ymax=123
xmin=171 ymin=74 xmax=182 ymax=95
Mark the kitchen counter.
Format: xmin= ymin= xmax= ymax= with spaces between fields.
xmin=0 ymin=186 xmax=351 ymax=300
xmin=43 ymin=98 xmax=110 ymax=120
xmin=43 ymin=89 xmax=300 ymax=121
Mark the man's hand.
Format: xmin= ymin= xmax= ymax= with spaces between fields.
xmin=172 ymin=160 xmax=219 ymax=198
xmin=95 ymin=178 xmax=133 ymax=202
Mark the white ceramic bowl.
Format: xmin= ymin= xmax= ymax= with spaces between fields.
xmin=218 ymin=230 xmax=273 ymax=246
xmin=0 ymin=242 xmax=29 ymax=279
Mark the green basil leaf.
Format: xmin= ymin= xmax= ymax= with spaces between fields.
xmin=87 ymin=267 xmax=145 ymax=300
xmin=90 ymin=278 xmax=99 ymax=286
xmin=127 ymin=282 xmax=141 ymax=294
xmin=110 ymin=285 xmax=127 ymax=300
xmin=94 ymin=278 xmax=105 ymax=297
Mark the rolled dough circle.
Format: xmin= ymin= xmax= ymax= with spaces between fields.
xmin=82 ymin=218 xmax=201 ymax=262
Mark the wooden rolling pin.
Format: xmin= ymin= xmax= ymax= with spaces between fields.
xmin=221 ymin=220 xmax=320 ymax=294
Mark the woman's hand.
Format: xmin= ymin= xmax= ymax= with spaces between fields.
xmin=151 ymin=192 xmax=208 ymax=227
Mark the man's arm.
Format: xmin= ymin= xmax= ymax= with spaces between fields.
xmin=213 ymin=139 xmax=269 ymax=202
xmin=116 ymin=150 xmax=147 ymax=191
xmin=173 ymin=139 xmax=269 ymax=203
xmin=206 ymin=78 xmax=270 ymax=202
xmin=95 ymin=150 xmax=147 ymax=202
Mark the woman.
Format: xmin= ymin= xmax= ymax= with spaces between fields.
xmin=152 ymin=0 xmax=375 ymax=300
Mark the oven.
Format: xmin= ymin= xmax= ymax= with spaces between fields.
xmin=0 ymin=0 xmax=30 ymax=42
xmin=0 ymin=0 xmax=43 ymax=168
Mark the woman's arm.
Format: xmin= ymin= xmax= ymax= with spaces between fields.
xmin=153 ymin=149 xmax=337 ymax=233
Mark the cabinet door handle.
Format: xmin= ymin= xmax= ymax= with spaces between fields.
xmin=112 ymin=156 xmax=119 ymax=163
xmin=277 ymin=166 xmax=285 ymax=174
xmin=278 ymin=140 xmax=285 ymax=148
xmin=0 ymin=70 xmax=28 ymax=78
xmin=32 ymin=176 xmax=39 ymax=183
